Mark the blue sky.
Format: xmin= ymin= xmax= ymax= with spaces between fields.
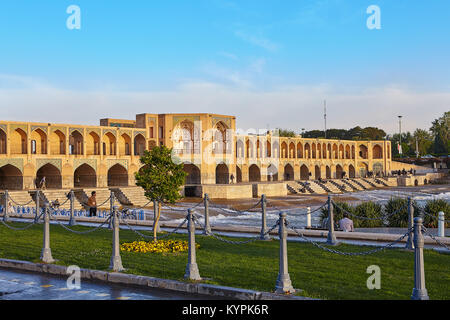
xmin=0 ymin=0 xmax=449 ymax=134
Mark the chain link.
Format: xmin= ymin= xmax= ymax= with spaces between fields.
xmin=422 ymin=227 xmax=449 ymax=251
xmin=287 ymin=223 xmax=412 ymax=256
xmin=421 ymin=211 xmax=450 ymax=223
xmin=50 ymin=211 xmax=112 ymax=234
xmin=0 ymin=213 xmax=44 ymax=231
xmin=120 ymin=215 xmax=188 ymax=240
xmin=193 ymin=214 xmax=279 ymax=245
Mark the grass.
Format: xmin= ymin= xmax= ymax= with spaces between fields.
xmin=0 ymin=221 xmax=449 ymax=300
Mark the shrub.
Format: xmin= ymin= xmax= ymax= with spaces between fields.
xmin=353 ymin=201 xmax=384 ymax=228
xmin=422 ymin=199 xmax=450 ymax=228
xmin=120 ymin=240 xmax=199 ymax=254
xmin=384 ymin=198 xmax=420 ymax=228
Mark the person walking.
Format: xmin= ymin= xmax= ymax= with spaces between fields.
xmin=87 ymin=191 xmax=97 ymax=217
xmin=40 ymin=176 xmax=46 ymax=190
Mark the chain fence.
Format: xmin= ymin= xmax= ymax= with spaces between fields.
xmin=422 ymin=227 xmax=449 ymax=251
xmin=49 ymin=208 xmax=112 ymax=235
xmin=0 ymin=213 xmax=44 ymax=231
xmin=119 ymin=214 xmax=188 ymax=240
xmin=287 ymin=221 xmax=412 ymax=256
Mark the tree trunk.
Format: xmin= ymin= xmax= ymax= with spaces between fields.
xmin=153 ymin=202 xmax=162 ymax=242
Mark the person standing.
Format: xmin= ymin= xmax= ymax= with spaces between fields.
xmin=40 ymin=176 xmax=46 ymax=190
xmin=88 ymin=191 xmax=97 ymax=217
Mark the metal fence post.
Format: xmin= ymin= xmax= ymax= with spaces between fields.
xmin=306 ymin=207 xmax=311 ymax=229
xmin=184 ymin=209 xmax=201 ymax=281
xmin=3 ymin=190 xmax=9 ymax=222
xmin=411 ymin=217 xmax=429 ymax=300
xmin=153 ymin=200 xmax=161 ymax=233
xmin=260 ymin=194 xmax=270 ymax=240
xmin=405 ymin=197 xmax=415 ymax=250
xmin=275 ymin=212 xmax=295 ymax=294
xmin=34 ymin=190 xmax=40 ymax=223
xmin=109 ymin=206 xmax=124 ymax=272
xmin=326 ymin=196 xmax=338 ymax=246
xmin=203 ymin=193 xmax=211 ymax=235
xmin=438 ymin=212 xmax=445 ymax=237
xmin=68 ymin=191 xmax=76 ymax=226
xmin=40 ymin=202 xmax=55 ymax=263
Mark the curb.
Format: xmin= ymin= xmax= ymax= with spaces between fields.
xmin=0 ymin=258 xmax=314 ymax=300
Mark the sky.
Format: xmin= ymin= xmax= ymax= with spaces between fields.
xmin=0 ymin=0 xmax=449 ymax=134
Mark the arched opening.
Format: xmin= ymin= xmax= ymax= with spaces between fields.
xmin=300 ymin=165 xmax=309 ymax=180
xmin=31 ymin=128 xmax=47 ymax=154
xmin=345 ymin=145 xmax=351 ymax=159
xmin=0 ymin=129 xmax=7 ymax=154
xmin=332 ymin=144 xmax=338 ymax=159
xmin=351 ymin=145 xmax=355 ymax=159
xmin=267 ymin=164 xmax=278 ymax=181
xmin=134 ymin=134 xmax=146 ymax=156
xmin=414 ymin=179 xmax=419 ymax=186
xmin=266 ymin=141 xmax=271 ymax=158
xmin=317 ymin=143 xmax=322 ymax=159
xmin=326 ymin=166 xmax=331 ymax=179
xmin=74 ymin=164 xmax=97 ymax=188
xmin=281 ymin=142 xmax=288 ymax=159
xmin=50 ymin=130 xmax=66 ymax=155
xmin=373 ymin=145 xmax=383 ymax=159
xmin=183 ymin=164 xmax=201 ymax=185
xmin=424 ymin=179 xmax=428 ymax=185
xmin=11 ymin=128 xmax=27 ymax=154
xmin=358 ymin=163 xmax=369 ymax=178
xmin=339 ymin=145 xmax=344 ymax=159
xmin=315 ymin=165 xmax=321 ymax=180
xmin=236 ymin=140 xmax=244 ymax=158
xmin=359 ymin=145 xmax=368 ymax=159
xmin=36 ymin=164 xmax=62 ymax=189
xmin=173 ymin=120 xmax=196 ymax=155
xmin=273 ymin=141 xmax=280 ymax=158
xmin=103 ymin=133 xmax=117 ymax=156
xmin=322 ymin=144 xmax=327 ymax=159
xmin=119 ymin=134 xmax=132 ymax=156
xmin=311 ymin=143 xmax=316 ymax=159
xmin=69 ymin=130 xmax=83 ymax=155
xmin=86 ymin=132 xmax=100 ymax=156
xmin=304 ymin=143 xmax=311 ymax=159
xmin=213 ymin=121 xmax=229 ymax=155
xmin=249 ymin=164 xmax=261 ymax=182
xmin=216 ymin=163 xmax=229 ymax=184
xmin=373 ymin=163 xmax=383 ymax=176
xmin=336 ymin=165 xmax=343 ymax=179
xmin=246 ymin=140 xmax=254 ymax=158
xmin=289 ymin=143 xmax=295 ymax=159
xmin=297 ymin=142 xmax=303 ymax=158
xmin=0 ymin=165 xmax=23 ymax=190
xmin=107 ymin=164 xmax=128 ymax=187
xmin=349 ymin=165 xmax=356 ymax=178
xmin=284 ymin=164 xmax=294 ymax=181
xmin=236 ymin=166 xmax=242 ymax=183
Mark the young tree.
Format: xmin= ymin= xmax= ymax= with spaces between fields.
xmin=135 ymin=146 xmax=187 ymax=242
xmin=430 ymin=111 xmax=449 ymax=154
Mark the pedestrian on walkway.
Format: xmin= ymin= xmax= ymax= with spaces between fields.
xmin=88 ymin=191 xmax=97 ymax=217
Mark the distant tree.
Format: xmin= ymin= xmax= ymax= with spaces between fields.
xmin=430 ymin=111 xmax=449 ymax=154
xmin=412 ymin=129 xmax=433 ymax=157
xmin=135 ymin=146 xmax=187 ymax=242
xmin=276 ymin=128 xmax=297 ymax=137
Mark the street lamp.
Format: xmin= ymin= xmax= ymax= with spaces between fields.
xmin=398 ymin=116 xmax=403 ymax=155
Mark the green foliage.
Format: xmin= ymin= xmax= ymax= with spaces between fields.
xmin=430 ymin=111 xmax=449 ymax=154
xmin=303 ymin=126 xmax=386 ymax=141
xmin=384 ymin=198 xmax=421 ymax=228
xmin=422 ymin=199 xmax=450 ymax=228
xmin=275 ymin=128 xmax=297 ymax=137
xmin=353 ymin=202 xmax=384 ymax=228
xmin=320 ymin=201 xmax=384 ymax=228
xmin=134 ymin=146 xmax=187 ymax=204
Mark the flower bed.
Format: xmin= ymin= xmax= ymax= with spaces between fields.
xmin=120 ymin=240 xmax=199 ymax=254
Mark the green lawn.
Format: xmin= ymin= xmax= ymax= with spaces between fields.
xmin=0 ymin=221 xmax=449 ymax=300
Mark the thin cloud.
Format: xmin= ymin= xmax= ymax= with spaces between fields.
xmin=234 ymin=30 xmax=279 ymax=52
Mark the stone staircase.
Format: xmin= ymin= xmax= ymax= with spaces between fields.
xmin=313 ymin=180 xmax=332 ymax=193
xmin=341 ymin=179 xmax=364 ymax=191
xmin=362 ymin=178 xmax=378 ymax=188
xmin=303 ymin=181 xmax=328 ymax=194
xmin=4 ymin=191 xmax=35 ymax=208
xmin=328 ymin=180 xmax=352 ymax=192
xmin=353 ymin=178 xmax=373 ymax=190
xmin=113 ymin=187 xmax=153 ymax=208
xmin=79 ymin=188 xmax=113 ymax=209
xmin=322 ymin=181 xmax=342 ymax=194
xmin=40 ymin=190 xmax=83 ymax=210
